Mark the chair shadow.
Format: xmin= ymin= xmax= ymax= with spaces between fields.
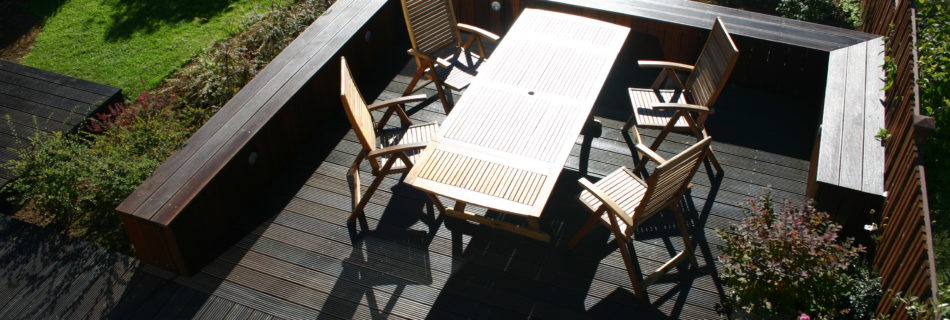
xmin=0 ymin=215 xmax=209 ymax=319
xmin=322 ymin=182 xmax=437 ymax=320
xmin=318 ymin=227 xmax=434 ymax=320
xmin=424 ymin=169 xmax=726 ymax=318
xmin=565 ymin=161 xmax=728 ymax=318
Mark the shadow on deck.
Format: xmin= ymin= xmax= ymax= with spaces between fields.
xmin=0 ymin=55 xmax=814 ymax=319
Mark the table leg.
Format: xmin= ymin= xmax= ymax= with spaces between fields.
xmin=526 ymin=217 xmax=541 ymax=232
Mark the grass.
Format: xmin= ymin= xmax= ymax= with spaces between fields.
xmin=19 ymin=0 xmax=290 ymax=99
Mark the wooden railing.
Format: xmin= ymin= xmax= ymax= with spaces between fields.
xmin=862 ymin=0 xmax=938 ymax=317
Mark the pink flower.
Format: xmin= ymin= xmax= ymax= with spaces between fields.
xmin=798 ymin=313 xmax=811 ymax=320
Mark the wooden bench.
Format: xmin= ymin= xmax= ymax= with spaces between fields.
xmin=808 ymin=37 xmax=886 ymax=218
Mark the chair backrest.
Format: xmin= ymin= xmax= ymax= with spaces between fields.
xmin=633 ymin=137 xmax=712 ymax=224
xmin=339 ymin=57 xmax=377 ymax=154
xmin=401 ymin=0 xmax=462 ymax=56
xmin=685 ymin=18 xmax=739 ymax=108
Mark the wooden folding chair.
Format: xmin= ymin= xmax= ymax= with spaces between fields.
xmin=400 ymin=0 xmax=500 ymax=113
xmin=569 ymin=137 xmax=712 ymax=305
xmin=340 ymin=57 xmax=439 ymax=230
xmin=623 ymin=18 xmax=738 ymax=174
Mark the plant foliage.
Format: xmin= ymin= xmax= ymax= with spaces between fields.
xmin=776 ymin=0 xmax=862 ymax=29
xmin=917 ymin=0 xmax=950 ymax=280
xmin=5 ymin=94 xmax=209 ymax=251
xmin=710 ymin=0 xmax=862 ymax=29
xmin=171 ymin=0 xmax=331 ymax=109
xmin=717 ymin=193 xmax=881 ymax=318
xmin=3 ymin=0 xmax=331 ymax=252
xmin=884 ymin=282 xmax=950 ymax=319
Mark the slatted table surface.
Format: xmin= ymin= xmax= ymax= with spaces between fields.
xmin=405 ymin=9 xmax=629 ymax=237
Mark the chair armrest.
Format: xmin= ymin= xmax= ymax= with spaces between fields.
xmin=367 ymin=94 xmax=428 ymax=111
xmin=407 ymin=49 xmax=451 ymax=68
xmin=638 ymin=60 xmax=694 ymax=72
xmin=578 ymin=177 xmax=634 ymax=226
xmin=367 ymin=142 xmax=429 ymax=158
xmin=634 ymin=144 xmax=667 ymax=164
xmin=652 ymin=103 xmax=709 ymax=113
xmin=457 ymin=23 xmax=500 ymax=42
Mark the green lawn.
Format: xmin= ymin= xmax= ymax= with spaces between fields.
xmin=20 ymin=0 xmax=289 ymax=98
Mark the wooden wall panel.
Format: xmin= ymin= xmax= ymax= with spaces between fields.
xmin=862 ymin=0 xmax=937 ymax=318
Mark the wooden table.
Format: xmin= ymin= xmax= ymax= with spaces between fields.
xmin=404 ymin=8 xmax=630 ymax=241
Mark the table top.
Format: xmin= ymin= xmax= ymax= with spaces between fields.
xmin=405 ymin=8 xmax=630 ymax=218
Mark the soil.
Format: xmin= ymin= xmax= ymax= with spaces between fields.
xmin=0 ymin=0 xmax=45 ymax=61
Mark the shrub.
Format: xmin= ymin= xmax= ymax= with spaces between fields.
xmin=4 ymin=94 xmax=210 ymax=252
xmin=707 ymin=0 xmax=861 ymax=29
xmin=717 ymin=193 xmax=881 ymax=318
xmin=917 ymin=0 xmax=950 ymax=279
xmin=885 ymin=282 xmax=950 ymax=319
xmin=777 ymin=0 xmax=862 ymax=29
xmin=171 ymin=0 xmax=331 ymax=109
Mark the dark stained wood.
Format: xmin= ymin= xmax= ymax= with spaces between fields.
xmin=90 ymin=0 xmax=913 ymax=318
xmin=0 ymin=53 xmax=814 ymax=319
xmin=0 ymin=59 xmax=121 ymax=191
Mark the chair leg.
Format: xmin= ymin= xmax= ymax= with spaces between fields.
xmin=606 ymin=212 xmax=649 ymax=305
xmin=634 ymin=117 xmax=677 ymax=175
xmin=633 ymin=154 xmax=650 ymax=176
xmin=350 ymin=172 xmax=384 ymax=227
xmin=622 ymin=114 xmax=635 ymax=132
xmin=350 ymin=156 xmax=399 ymax=230
xmin=705 ymin=146 xmax=723 ymax=173
xmin=684 ymin=119 xmax=723 ymax=175
xmin=615 ymin=235 xmax=649 ymax=305
xmin=434 ymin=82 xmax=452 ymax=114
xmin=671 ymin=203 xmax=698 ymax=267
xmin=404 ymin=67 xmax=426 ymax=96
xmin=567 ymin=212 xmax=600 ymax=248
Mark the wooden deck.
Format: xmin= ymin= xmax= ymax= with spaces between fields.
xmin=0 ymin=56 xmax=813 ymax=319
xmin=0 ymin=59 xmax=121 ymax=186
